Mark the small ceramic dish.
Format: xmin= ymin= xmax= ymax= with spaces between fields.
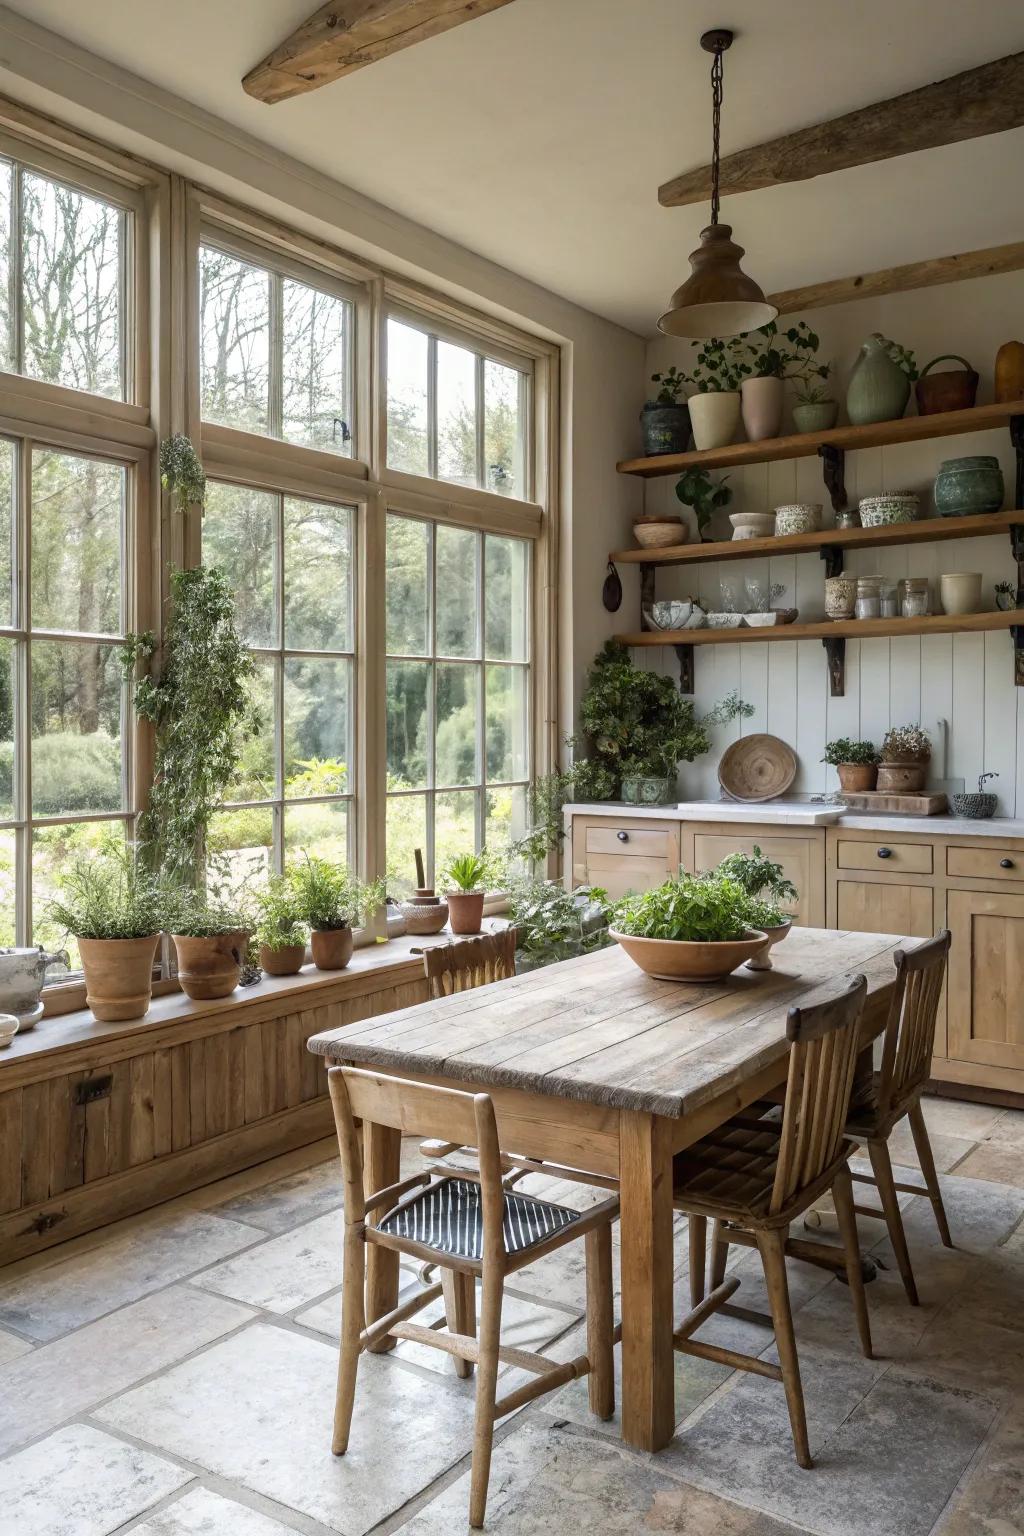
xmin=729 ymin=512 xmax=775 ymax=541
xmin=774 ymin=503 xmax=822 ymax=536
xmin=706 ymin=613 xmax=746 ymax=629
xmin=644 ymin=599 xmax=695 ymax=630
xmin=0 ymin=1013 xmax=20 ymax=1049
xmin=744 ymin=611 xmax=780 ymax=627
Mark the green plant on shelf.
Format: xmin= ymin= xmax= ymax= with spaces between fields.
xmin=822 ymin=738 xmax=880 ymax=768
xmin=649 ymin=365 xmax=688 ymax=404
xmin=508 ymin=880 xmax=612 ymax=968
xmin=687 ymin=335 xmax=749 ymax=393
xmin=255 ymin=875 xmax=308 ymax=952
xmin=46 ymin=839 xmax=169 ymax=941
xmin=440 ymin=850 xmax=499 ymax=894
xmin=675 ymin=466 xmax=733 ymax=538
xmin=883 ymin=338 xmax=919 ymax=381
xmin=290 ymin=854 xmax=384 ymax=931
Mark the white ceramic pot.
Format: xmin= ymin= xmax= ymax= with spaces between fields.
xmin=688 ymin=390 xmax=741 ymax=451
xmin=774 ymin=503 xmax=822 ymax=537
xmin=825 ymin=576 xmax=858 ymax=620
xmin=740 ymin=376 xmax=784 ymax=442
xmin=729 ymin=512 xmax=775 ymax=541
xmin=939 ymin=571 xmax=982 ymax=616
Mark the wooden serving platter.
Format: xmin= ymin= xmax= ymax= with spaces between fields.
xmin=840 ymin=790 xmax=948 ymax=816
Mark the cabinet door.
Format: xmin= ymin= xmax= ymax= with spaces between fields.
xmin=948 ymin=888 xmax=1024 ymax=1071
xmin=693 ymin=835 xmax=819 ymax=926
xmin=571 ymin=818 xmax=679 ymax=900
xmin=835 ymin=878 xmax=934 ymax=938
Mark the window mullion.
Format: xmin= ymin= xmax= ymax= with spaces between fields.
xmin=427 ymin=334 xmax=438 ymax=481
xmin=10 ymin=167 xmax=22 ymax=375
xmin=269 ymin=271 xmax=284 ymax=440
xmin=475 ymin=353 xmax=485 ymax=492
xmin=14 ymin=437 xmax=29 ymax=944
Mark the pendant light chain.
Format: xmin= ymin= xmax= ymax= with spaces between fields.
xmin=710 ymin=42 xmax=724 ymax=227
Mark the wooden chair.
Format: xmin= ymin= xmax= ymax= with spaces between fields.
xmin=843 ymin=930 xmax=953 ymax=1305
xmin=328 ymin=1065 xmax=619 ymax=1529
xmin=674 ymin=974 xmax=872 ymax=1469
xmin=418 ymin=928 xmax=518 ymax=999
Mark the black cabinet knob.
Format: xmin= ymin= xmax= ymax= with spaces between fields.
xmin=1001 ymin=858 xmax=1014 ymax=869
xmin=617 ymin=830 xmax=629 ymax=843
xmin=877 ymin=847 xmax=892 ymax=859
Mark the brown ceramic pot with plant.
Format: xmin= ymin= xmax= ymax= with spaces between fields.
xmin=255 ymin=876 xmax=307 ymax=977
xmin=78 ymin=935 xmax=161 ymax=1022
xmin=822 ymin=738 xmax=880 ymax=794
xmin=877 ymin=724 xmax=931 ymax=793
xmin=310 ymin=925 xmax=354 ymax=971
xmin=289 ymin=854 xmax=384 ymax=973
xmin=441 ymin=852 xmax=491 ymax=936
xmin=170 ymin=896 xmax=249 ymax=1000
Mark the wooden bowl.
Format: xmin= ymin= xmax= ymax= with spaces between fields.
xmin=718 ymin=734 xmax=798 ymax=802
xmin=609 ymin=928 xmax=770 ymax=982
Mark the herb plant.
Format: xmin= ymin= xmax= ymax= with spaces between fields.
xmin=742 ymin=895 xmax=788 ymax=931
xmin=612 ymin=872 xmax=759 ymax=943
xmin=256 ymin=875 xmax=308 ymax=952
xmin=822 ymin=738 xmax=880 ymax=767
xmin=159 ymin=434 xmax=207 ymax=514
xmin=168 ymin=892 xmax=249 ymax=939
xmin=880 ymin=724 xmax=931 ymax=762
xmin=713 ymin=845 xmax=798 ymax=905
xmin=675 ymin=466 xmax=733 ymax=538
xmin=291 ymin=854 xmax=384 ymax=931
xmin=649 ymin=366 xmax=687 ymax=404
xmin=508 ymin=881 xmax=612 ymax=967
xmin=47 ymin=841 xmax=168 ymax=940
xmin=440 ymin=851 xmax=493 ymax=893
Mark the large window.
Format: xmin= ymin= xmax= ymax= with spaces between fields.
xmin=385 ymin=513 xmax=529 ymax=894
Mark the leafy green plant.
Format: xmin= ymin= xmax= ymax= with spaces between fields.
xmin=46 ymin=840 xmax=168 ymax=940
xmin=612 ymin=871 xmax=759 ymax=943
xmin=440 ymin=851 xmax=494 ymax=893
xmin=675 ymin=466 xmax=732 ymax=538
xmin=884 ymin=339 xmax=919 ymax=381
xmin=649 ymin=366 xmax=687 ymax=404
xmin=290 ymin=854 xmax=384 ymax=931
xmin=121 ymin=566 xmax=260 ymax=888
xmin=256 ymin=875 xmax=307 ymax=952
xmin=777 ymin=322 xmax=834 ymax=402
xmin=822 ymin=738 xmax=880 ymax=767
xmin=687 ymin=336 xmax=749 ymax=393
xmin=508 ymin=881 xmax=612 ymax=967
xmin=742 ymin=895 xmax=788 ymax=931
xmin=167 ymin=890 xmax=249 ymax=939
xmin=159 ymin=434 xmax=207 ymax=513
xmin=713 ymin=844 xmax=798 ymax=905
xmin=880 ymin=724 xmax=931 ymax=762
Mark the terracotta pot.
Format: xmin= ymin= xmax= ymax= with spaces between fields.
xmin=172 ymin=931 xmax=246 ymax=1001
xmin=259 ymin=942 xmax=306 ymax=976
xmin=877 ymin=763 xmax=928 ymax=793
xmin=740 ymin=376 xmax=784 ymax=442
xmin=610 ymin=927 xmax=769 ymax=983
xmin=745 ymin=919 xmax=793 ymax=972
xmin=994 ymin=340 xmax=1024 ymax=404
xmin=688 ymin=390 xmax=741 ymax=451
xmin=310 ymin=925 xmax=354 ymax=971
xmin=78 ymin=934 xmax=160 ymax=1022
xmin=837 ymin=762 xmax=878 ymax=793
xmin=445 ymin=890 xmax=485 ymax=936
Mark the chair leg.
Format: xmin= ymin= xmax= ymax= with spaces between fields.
xmin=688 ymin=1214 xmax=707 ymax=1307
xmin=867 ymin=1137 xmax=919 ymax=1306
xmin=832 ymin=1165 xmax=872 ymax=1359
xmin=333 ymin=1227 xmax=366 ymax=1455
xmin=709 ymin=1218 xmax=729 ymax=1289
xmin=469 ymin=1267 xmax=503 ymax=1529
xmin=442 ymin=1268 xmax=476 ymax=1379
xmin=756 ymin=1227 xmax=811 ymax=1470
xmin=907 ymin=1100 xmax=954 ymax=1249
xmin=585 ymin=1224 xmax=615 ymax=1420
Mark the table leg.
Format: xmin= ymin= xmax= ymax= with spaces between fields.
xmin=619 ymin=1110 xmax=676 ymax=1452
xmin=363 ymin=1118 xmax=402 ymax=1353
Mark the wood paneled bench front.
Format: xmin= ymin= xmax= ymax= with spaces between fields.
xmin=0 ymin=940 xmax=430 ymax=1267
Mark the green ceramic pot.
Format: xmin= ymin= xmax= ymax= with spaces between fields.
xmin=846 ymin=334 xmax=911 ymax=426
xmin=792 ymin=400 xmax=839 ymax=434
xmin=933 ymin=455 xmax=1005 ymax=518
xmin=621 ymin=775 xmax=675 ymax=807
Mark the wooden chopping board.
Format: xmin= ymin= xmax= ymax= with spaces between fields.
xmin=840 ymin=790 xmax=948 ymax=816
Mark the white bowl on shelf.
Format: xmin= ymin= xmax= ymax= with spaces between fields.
xmin=644 ymin=599 xmax=697 ymax=631
xmin=706 ymin=613 xmax=746 ymax=629
xmin=729 ymin=512 xmax=775 ymax=541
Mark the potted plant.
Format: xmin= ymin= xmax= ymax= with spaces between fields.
xmin=440 ymin=851 xmax=496 ymax=936
xmin=995 ymin=580 xmax=1017 ymax=612
xmin=877 ymin=724 xmax=931 ymax=793
xmin=256 ymin=876 xmax=308 ymax=976
xmin=685 ymin=337 xmax=748 ymax=450
xmin=291 ymin=855 xmax=384 ymax=970
xmin=508 ymin=881 xmax=611 ymax=972
xmin=675 ymin=466 xmax=732 ymax=542
xmin=783 ymin=323 xmax=837 ymax=432
xmin=641 ymin=366 xmax=691 ymax=456
xmin=822 ymin=738 xmax=880 ymax=793
xmin=711 ymin=845 xmax=799 ymax=970
xmin=168 ymin=893 xmax=250 ymax=1001
xmin=740 ymin=321 xmax=788 ymax=442
xmin=609 ymin=871 xmax=770 ymax=981
xmin=47 ymin=843 xmax=167 ymax=1022
xmin=159 ymin=433 xmax=207 ymax=514
xmin=846 ymin=333 xmax=918 ymax=426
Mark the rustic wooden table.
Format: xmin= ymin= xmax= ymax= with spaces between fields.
xmin=307 ymin=926 xmax=907 ymax=1453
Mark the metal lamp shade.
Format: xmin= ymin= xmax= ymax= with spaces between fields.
xmin=659 ymin=224 xmax=777 ymax=340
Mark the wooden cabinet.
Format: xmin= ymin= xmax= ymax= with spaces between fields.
xmin=947 ymin=888 xmax=1024 ymax=1075
xmin=835 ymin=878 xmax=935 ymax=938
xmin=691 ymin=833 xmax=822 ymax=926
xmin=570 ymin=815 xmax=680 ymax=899
xmin=836 ymin=838 xmax=933 ymax=875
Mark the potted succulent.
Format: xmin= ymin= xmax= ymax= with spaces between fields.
xmin=711 ymin=844 xmax=799 ymax=970
xmin=877 ymin=724 xmax=931 ymax=793
xmin=822 ymin=738 xmax=881 ymax=793
xmin=291 ymin=855 xmax=384 ymax=971
xmin=508 ymin=881 xmax=612 ymax=972
xmin=641 ymin=366 xmax=691 ymax=456
xmin=169 ymin=893 xmax=250 ymax=1001
xmin=256 ymin=875 xmax=308 ymax=976
xmin=47 ymin=843 xmax=167 ymax=1022
xmin=685 ymin=337 xmax=748 ymax=450
xmin=610 ymin=871 xmax=770 ymax=982
xmin=440 ymin=851 xmax=495 ymax=936
xmin=675 ymin=466 xmax=732 ymax=542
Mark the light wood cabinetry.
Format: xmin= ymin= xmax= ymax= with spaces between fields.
xmin=947 ymin=888 xmax=1024 ymax=1074
xmin=570 ymin=815 xmax=680 ymax=899
xmin=836 ymin=839 xmax=933 ymax=875
xmin=691 ymin=832 xmax=822 ymax=927
xmin=835 ymin=878 xmax=935 ymax=938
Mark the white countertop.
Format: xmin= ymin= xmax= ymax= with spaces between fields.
xmin=563 ymin=800 xmax=1024 ymax=839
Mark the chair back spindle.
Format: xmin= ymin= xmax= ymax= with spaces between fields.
xmin=421 ymin=929 xmax=518 ymax=999
xmin=875 ymin=930 xmax=950 ymax=1121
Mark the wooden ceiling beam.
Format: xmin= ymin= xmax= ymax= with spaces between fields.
xmin=768 ymin=240 xmax=1024 ymax=315
xmin=244 ymin=0 xmax=518 ymax=104
xmin=659 ymin=51 xmax=1024 ymax=207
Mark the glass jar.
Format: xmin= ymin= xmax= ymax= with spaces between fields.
xmin=854 ymin=576 xmax=882 ymax=620
xmin=900 ymin=577 xmax=930 ymax=618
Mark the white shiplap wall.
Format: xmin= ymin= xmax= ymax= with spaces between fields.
xmin=636 ymin=272 xmax=1024 ymax=815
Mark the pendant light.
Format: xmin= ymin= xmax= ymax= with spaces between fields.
xmin=658 ymin=29 xmax=777 ymax=340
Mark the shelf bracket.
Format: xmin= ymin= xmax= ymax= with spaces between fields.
xmin=1012 ymin=625 xmax=1024 ymax=688
xmin=820 ymin=546 xmax=844 ymax=579
xmin=817 ymin=444 xmax=847 ymax=516
xmin=673 ymin=643 xmax=695 ymax=695
xmin=639 ymin=563 xmax=655 ymax=631
xmin=1012 ymin=416 xmax=1024 ymax=511
xmin=822 ymin=635 xmax=846 ymax=697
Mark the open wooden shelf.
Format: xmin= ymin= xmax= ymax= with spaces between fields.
xmin=617 ymin=608 xmax=1024 ymax=648
xmin=617 ymin=398 xmax=1024 ymax=479
xmin=611 ymin=509 xmax=1024 ymax=568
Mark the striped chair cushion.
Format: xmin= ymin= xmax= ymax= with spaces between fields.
xmin=377 ymin=1177 xmax=580 ymax=1261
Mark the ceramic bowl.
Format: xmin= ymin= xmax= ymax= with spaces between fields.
xmin=729 ymin=512 xmax=775 ymax=541
xmin=645 ymin=599 xmax=694 ymax=630
xmin=610 ymin=928 xmax=770 ymax=982
xmin=706 ymin=613 xmax=746 ymax=629
xmin=825 ymin=576 xmax=858 ymax=620
xmin=774 ymin=503 xmax=822 ymax=536
xmin=744 ymin=611 xmax=781 ymax=627
xmin=633 ymin=519 xmax=686 ymax=549
xmin=0 ymin=1012 xmax=19 ymax=1048
xmin=858 ymin=491 xmax=919 ymax=527
xmin=746 ymin=919 xmax=793 ymax=971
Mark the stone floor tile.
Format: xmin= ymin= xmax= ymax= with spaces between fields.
xmin=0 ymin=1422 xmax=191 ymax=1536
xmin=668 ymin=1363 xmax=997 ymax=1536
xmin=940 ymin=1401 xmax=1024 ymax=1536
xmin=133 ymin=1485 xmax=306 ymax=1535
xmin=987 ymin=1108 xmax=1024 ymax=1149
xmin=191 ymin=1210 xmax=343 ymax=1313
xmin=883 ymin=1120 xmax=977 ymax=1173
xmin=210 ymin=1157 xmax=344 ymax=1233
xmin=0 ymin=1325 xmax=32 ymax=1365
xmin=920 ymin=1095 xmax=1005 ymax=1141
xmin=905 ymin=1306 xmax=1024 ymax=1399
xmin=950 ymin=1140 xmax=1024 ymax=1189
xmin=0 ymin=1210 xmax=259 ymax=1342
xmin=95 ymin=1321 xmax=478 ymax=1535
xmin=789 ymin=1248 xmax=971 ymax=1364
xmin=0 ymin=1285 xmax=252 ymax=1455
xmin=934 ymin=1247 xmax=1024 ymax=1337
xmin=400 ymin=1421 xmax=806 ymax=1534
xmin=510 ymin=1230 xmax=620 ymax=1308
xmin=881 ymin=1170 xmax=1024 ymax=1254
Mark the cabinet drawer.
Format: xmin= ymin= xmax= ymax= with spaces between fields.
xmin=585 ymin=825 xmax=674 ymax=859
xmin=836 ymin=839 xmax=932 ymax=875
xmin=947 ymin=846 xmax=1024 ymax=883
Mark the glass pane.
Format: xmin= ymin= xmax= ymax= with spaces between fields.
xmin=485 ymin=535 xmax=529 ymax=661
xmin=0 ymin=161 xmax=13 ymax=374
xmin=435 ymin=789 xmax=477 ymax=878
xmin=230 ymin=656 xmax=276 ymax=802
xmin=484 ymin=360 xmax=526 ymax=497
xmin=386 ymin=318 xmax=428 ymax=475
xmin=0 ymin=439 xmax=13 ymax=629
xmin=282 ymin=278 xmax=351 ymax=452
xmin=486 ymin=783 xmax=527 ymax=855
xmin=437 ymin=340 xmax=477 ymax=487
xmin=284 ymin=657 xmax=349 ymax=798
xmin=436 ymin=663 xmax=479 ymax=787
xmin=0 ymin=640 xmax=15 ymax=819
xmin=435 ymin=525 xmax=478 ymax=658
xmin=31 ymin=451 xmax=123 ymax=636
xmin=203 ymin=482 xmax=277 ymax=648
xmin=0 ymin=828 xmax=14 ymax=947
xmin=386 ymin=660 xmax=429 ymax=789
xmin=22 ymin=171 xmax=123 ymax=400
xmin=387 ymin=792 xmax=426 ymax=898
xmin=486 ymin=664 xmax=528 ymax=782
xmin=207 ymin=806 xmax=273 ymax=902
xmin=31 ymin=640 xmax=122 ymax=815
xmin=386 ymin=515 xmax=429 ymax=656
xmin=34 ymin=821 xmax=125 ymax=972
xmin=200 ymin=245 xmax=270 ymax=434
xmin=284 ymin=498 xmax=352 ymax=651
xmin=285 ymin=799 xmax=349 ymax=869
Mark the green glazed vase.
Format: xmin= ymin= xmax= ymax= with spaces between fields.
xmin=933 ymin=455 xmax=1005 ymax=518
xmin=846 ymin=333 xmax=911 ymax=426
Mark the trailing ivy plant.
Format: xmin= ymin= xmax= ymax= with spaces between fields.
xmin=159 ymin=434 xmax=207 ymax=514
xmin=121 ymin=566 xmax=260 ymax=888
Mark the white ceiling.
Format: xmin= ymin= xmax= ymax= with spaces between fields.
xmin=6 ymin=0 xmax=1024 ymax=335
